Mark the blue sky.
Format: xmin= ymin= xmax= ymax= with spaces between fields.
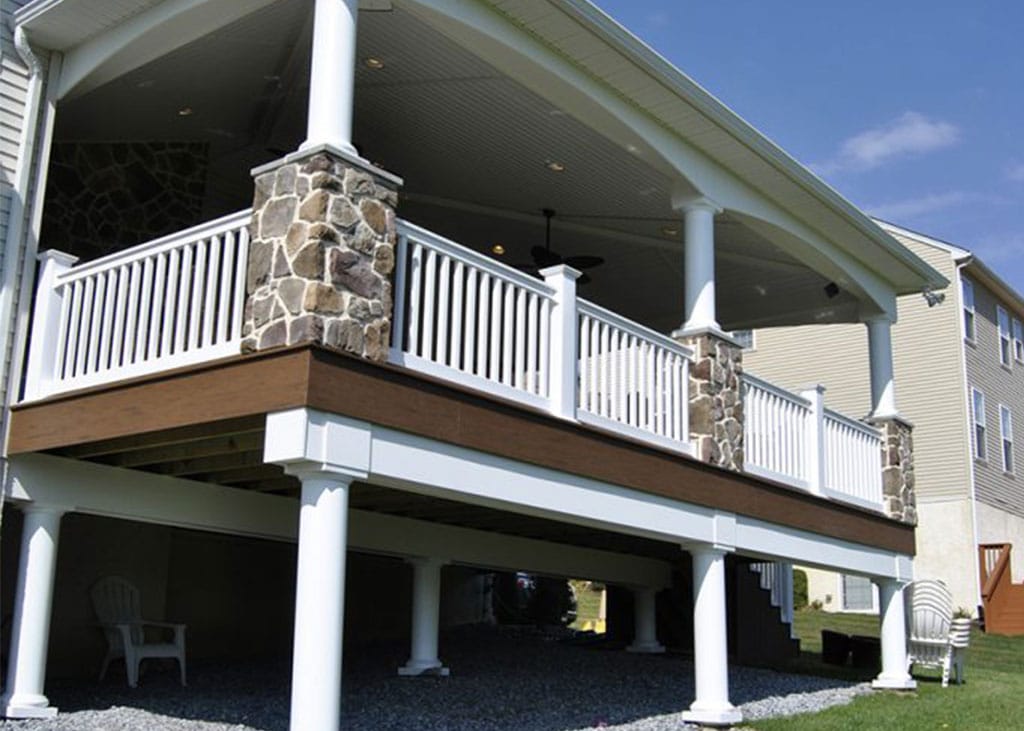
xmin=594 ymin=1 xmax=1024 ymax=293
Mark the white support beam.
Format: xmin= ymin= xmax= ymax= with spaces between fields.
xmin=398 ymin=557 xmax=449 ymax=677
xmin=872 ymin=579 xmax=916 ymax=690
xmin=302 ymin=0 xmax=359 ymax=155
xmin=865 ymin=316 xmax=898 ymax=419
xmin=626 ymin=587 xmax=664 ymax=654
xmin=673 ymin=197 xmax=722 ymax=336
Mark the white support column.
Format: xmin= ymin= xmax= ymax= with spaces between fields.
xmin=673 ymin=197 xmax=722 ymax=336
xmin=398 ymin=557 xmax=450 ymax=677
xmin=301 ymin=0 xmax=360 ymax=156
xmin=541 ymin=264 xmax=581 ymax=420
xmin=3 ymin=504 xmax=66 ymax=719
xmin=288 ymin=473 xmax=353 ymax=731
xmin=626 ymin=587 xmax=665 ymax=654
xmin=683 ymin=545 xmax=742 ymax=727
xmin=801 ymin=385 xmax=827 ymax=494
xmin=866 ymin=317 xmax=898 ymax=419
xmin=872 ymin=579 xmax=916 ymax=690
xmin=23 ymin=251 xmax=78 ymax=402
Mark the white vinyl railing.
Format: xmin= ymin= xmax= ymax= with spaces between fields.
xmin=743 ymin=374 xmax=883 ymax=511
xmin=577 ymin=301 xmax=690 ymax=451
xmin=24 ymin=209 xmax=251 ymax=400
xmin=391 ymin=219 xmax=695 ymax=455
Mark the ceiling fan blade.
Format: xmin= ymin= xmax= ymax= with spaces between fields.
xmin=564 ymin=255 xmax=605 ymax=270
xmin=530 ymin=245 xmax=563 ymax=268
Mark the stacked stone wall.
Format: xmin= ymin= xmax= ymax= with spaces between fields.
xmin=681 ymin=332 xmax=744 ymax=471
xmin=242 ymin=151 xmax=399 ymax=361
xmin=873 ymin=417 xmax=917 ymax=524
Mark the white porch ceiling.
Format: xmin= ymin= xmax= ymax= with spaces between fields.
xmin=52 ymin=0 xmax=862 ymax=332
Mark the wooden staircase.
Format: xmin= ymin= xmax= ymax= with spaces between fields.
xmin=979 ymin=543 xmax=1024 ymax=635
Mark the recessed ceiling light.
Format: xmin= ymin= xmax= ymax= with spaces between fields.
xmin=661 ymin=226 xmax=679 ymax=237
xmin=546 ymin=161 xmax=566 ymax=173
xmin=364 ymin=57 xmax=385 ymax=69
xmin=177 ymin=107 xmax=194 ymax=117
xmin=490 ymin=244 xmax=506 ymax=256
xmin=137 ymin=80 xmax=156 ymax=89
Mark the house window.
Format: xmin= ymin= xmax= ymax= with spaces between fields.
xmin=841 ymin=575 xmax=874 ymax=611
xmin=998 ymin=306 xmax=1012 ymax=367
xmin=1014 ymin=319 xmax=1024 ymax=363
xmin=1001 ymin=405 xmax=1014 ymax=474
xmin=973 ymin=388 xmax=987 ymax=461
xmin=962 ymin=279 xmax=975 ymax=341
xmin=730 ymin=330 xmax=755 ymax=350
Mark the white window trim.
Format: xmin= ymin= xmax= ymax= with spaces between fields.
xmin=1000 ymin=404 xmax=1014 ymax=475
xmin=1014 ymin=319 xmax=1024 ymax=364
xmin=973 ymin=388 xmax=987 ymax=461
xmin=962 ymin=279 xmax=976 ymax=342
xmin=998 ymin=306 xmax=1012 ymax=368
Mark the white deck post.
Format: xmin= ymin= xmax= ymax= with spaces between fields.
xmin=3 ymin=504 xmax=66 ymax=719
xmin=626 ymin=587 xmax=665 ymax=654
xmin=541 ymin=264 xmax=581 ymax=419
xmin=801 ymin=385 xmax=827 ymax=494
xmin=683 ymin=545 xmax=741 ymax=727
xmin=23 ymin=251 xmax=77 ymax=402
xmin=398 ymin=557 xmax=450 ymax=676
xmin=872 ymin=579 xmax=916 ymax=690
xmin=865 ymin=317 xmax=898 ymax=419
xmin=302 ymin=0 xmax=360 ymax=155
xmin=673 ymin=197 xmax=722 ymax=335
xmin=288 ymin=473 xmax=353 ymax=731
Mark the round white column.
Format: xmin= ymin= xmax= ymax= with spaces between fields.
xmin=289 ymin=474 xmax=352 ymax=731
xmin=399 ymin=557 xmax=449 ymax=676
xmin=678 ymin=198 xmax=721 ymax=334
xmin=866 ymin=317 xmax=898 ymax=419
xmin=683 ymin=546 xmax=741 ymax=727
xmin=872 ymin=579 xmax=916 ymax=690
xmin=3 ymin=504 xmax=65 ymax=719
xmin=626 ymin=587 xmax=665 ymax=654
xmin=302 ymin=0 xmax=360 ymax=156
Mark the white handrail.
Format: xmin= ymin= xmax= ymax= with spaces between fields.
xmin=24 ymin=211 xmax=251 ymax=400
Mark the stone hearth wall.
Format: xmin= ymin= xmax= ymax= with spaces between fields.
xmin=872 ymin=417 xmax=916 ymax=524
xmin=679 ymin=332 xmax=744 ymax=471
xmin=40 ymin=142 xmax=208 ymax=261
xmin=242 ymin=150 xmax=399 ymax=361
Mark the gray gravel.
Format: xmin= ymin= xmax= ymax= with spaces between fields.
xmin=0 ymin=626 xmax=871 ymax=730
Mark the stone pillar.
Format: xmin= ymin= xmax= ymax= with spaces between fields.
xmin=683 ymin=546 xmax=742 ymax=727
xmin=398 ymin=557 xmax=450 ymax=677
xmin=3 ymin=504 xmax=65 ymax=719
xmin=870 ymin=416 xmax=916 ymax=524
xmin=626 ymin=587 xmax=665 ymax=654
xmin=288 ymin=473 xmax=352 ymax=731
xmin=678 ymin=331 xmax=744 ymax=470
xmin=243 ymin=149 xmax=401 ymax=361
xmin=872 ymin=579 xmax=916 ymax=690
xmin=866 ymin=317 xmax=898 ymax=419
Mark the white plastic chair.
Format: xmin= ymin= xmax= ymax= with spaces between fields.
xmin=905 ymin=579 xmax=965 ymax=686
xmin=90 ymin=576 xmax=187 ymax=687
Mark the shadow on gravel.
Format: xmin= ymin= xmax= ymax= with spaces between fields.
xmin=3 ymin=626 xmax=863 ymax=731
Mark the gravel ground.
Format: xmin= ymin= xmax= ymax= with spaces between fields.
xmin=0 ymin=626 xmax=870 ymax=730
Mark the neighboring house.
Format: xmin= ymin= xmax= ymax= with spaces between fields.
xmin=745 ymin=221 xmax=1024 ymax=633
xmin=1 ymin=1 xmax=946 ymax=728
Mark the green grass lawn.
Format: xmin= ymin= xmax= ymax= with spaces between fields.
xmin=750 ymin=610 xmax=1024 ymax=730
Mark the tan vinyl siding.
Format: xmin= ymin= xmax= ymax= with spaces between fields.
xmin=963 ymin=273 xmax=1024 ymax=519
xmin=745 ymin=234 xmax=972 ymax=503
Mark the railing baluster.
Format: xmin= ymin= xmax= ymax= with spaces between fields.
xmin=147 ymin=251 xmax=168 ymax=360
xmin=501 ymin=282 xmax=514 ymax=386
xmin=463 ymin=267 xmax=477 ymax=374
xmin=421 ymin=248 xmax=436 ymax=361
xmin=526 ymin=292 xmax=538 ymax=394
xmin=202 ymin=235 xmax=222 ymax=348
xmin=450 ymin=261 xmax=464 ymax=372
xmin=514 ymin=288 xmax=526 ymax=390
xmin=407 ymin=241 xmax=423 ymax=355
xmin=539 ymin=298 xmax=550 ymax=398
xmin=436 ymin=254 xmax=450 ymax=366
xmin=476 ymin=272 xmax=490 ymax=379
xmin=489 ymin=278 xmax=501 ymax=381
xmin=217 ymin=231 xmax=236 ymax=345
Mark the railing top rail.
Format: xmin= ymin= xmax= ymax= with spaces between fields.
xmin=397 ymin=219 xmax=555 ymax=299
xmin=742 ymin=372 xmax=812 ymax=408
xmin=56 ymin=208 xmax=253 ymax=285
xmin=577 ymin=299 xmax=693 ymax=360
xmin=823 ymin=408 xmax=882 ymax=439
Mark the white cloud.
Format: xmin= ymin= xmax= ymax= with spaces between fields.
xmin=864 ymin=191 xmax=969 ymax=221
xmin=812 ymin=112 xmax=959 ymax=174
xmin=1007 ymin=162 xmax=1024 ymax=182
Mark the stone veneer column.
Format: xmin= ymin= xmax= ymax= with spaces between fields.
xmin=677 ymin=331 xmax=744 ymax=471
xmin=242 ymin=147 xmax=402 ymax=361
xmin=870 ymin=416 xmax=916 ymax=524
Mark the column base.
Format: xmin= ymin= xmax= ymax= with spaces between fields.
xmin=626 ymin=641 xmax=666 ymax=654
xmin=398 ymin=660 xmax=450 ymax=677
xmin=682 ymin=703 xmax=742 ymax=727
xmin=872 ymin=675 xmax=917 ymax=690
xmin=4 ymin=696 xmax=58 ymax=719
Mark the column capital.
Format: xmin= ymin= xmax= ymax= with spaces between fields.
xmin=19 ymin=502 xmax=68 ymax=519
xmin=683 ymin=542 xmax=733 ymax=558
xmin=671 ymin=194 xmax=723 ymax=215
xmin=405 ymin=556 xmax=450 ymax=569
xmin=265 ymin=408 xmax=372 ymax=481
